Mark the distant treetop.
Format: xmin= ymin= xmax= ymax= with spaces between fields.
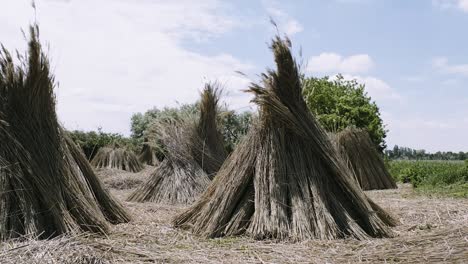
xmin=302 ymin=74 xmax=387 ymax=151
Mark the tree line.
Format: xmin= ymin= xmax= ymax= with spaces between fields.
xmin=69 ymin=75 xmax=465 ymax=161
xmin=385 ymin=145 xmax=468 ymax=160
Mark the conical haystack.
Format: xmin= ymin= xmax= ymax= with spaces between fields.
xmin=127 ymin=85 xmax=227 ymax=204
xmin=91 ymin=144 xmax=144 ymax=173
xmin=333 ymin=128 xmax=397 ymax=190
xmin=173 ymin=36 xmax=395 ymax=241
xmin=191 ymin=84 xmax=227 ymax=177
xmin=0 ymin=25 xmax=130 ymax=241
xmin=127 ymin=122 xmax=210 ymax=204
xmin=138 ymin=141 xmax=161 ymax=166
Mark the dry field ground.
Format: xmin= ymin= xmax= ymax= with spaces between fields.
xmin=1 ymin=166 xmax=467 ymax=263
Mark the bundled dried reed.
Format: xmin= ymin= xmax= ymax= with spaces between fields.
xmin=191 ymin=84 xmax=227 ymax=177
xmin=138 ymin=141 xmax=161 ymax=166
xmin=91 ymin=145 xmax=144 ymax=173
xmin=173 ymin=36 xmax=395 ymax=240
xmin=127 ymin=85 xmax=226 ymax=204
xmin=0 ymin=25 xmax=130 ymax=241
xmin=333 ymin=128 xmax=397 ymax=190
xmin=127 ymin=120 xmax=210 ymax=204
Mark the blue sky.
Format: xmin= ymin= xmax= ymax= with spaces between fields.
xmin=1 ymin=0 xmax=467 ymax=151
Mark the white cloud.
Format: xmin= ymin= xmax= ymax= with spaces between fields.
xmin=335 ymin=0 xmax=370 ymax=3
xmin=432 ymin=56 xmax=468 ymax=76
xmin=307 ymin=53 xmax=374 ymax=74
xmin=262 ymin=0 xmax=303 ymax=36
xmin=306 ymin=52 xmax=399 ymax=103
xmin=433 ymin=0 xmax=468 ymax=12
xmin=384 ymin=112 xmax=468 ymax=152
xmin=334 ymin=74 xmax=402 ymax=102
xmin=1 ymin=0 xmax=255 ymax=135
xmin=283 ymin=20 xmax=303 ymax=36
xmin=460 ymin=0 xmax=468 ymax=10
xmin=401 ymin=75 xmax=425 ymax=82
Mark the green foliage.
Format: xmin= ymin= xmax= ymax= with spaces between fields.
xmin=416 ymin=183 xmax=468 ymax=198
xmin=130 ymin=104 xmax=253 ymax=153
xmin=219 ymin=111 xmax=253 ymax=153
xmin=130 ymin=104 xmax=198 ymax=139
xmin=388 ymin=160 xmax=468 ymax=190
xmin=385 ymin=145 xmax=468 ymax=160
xmin=302 ymin=74 xmax=387 ymax=150
xmin=68 ymin=128 xmax=137 ymax=160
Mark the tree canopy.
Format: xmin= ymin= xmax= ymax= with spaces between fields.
xmin=302 ymin=74 xmax=387 ymax=151
xmin=130 ymin=103 xmax=253 ymax=153
xmin=68 ymin=128 xmax=137 ymax=160
xmin=130 ymin=104 xmax=198 ymax=140
xmin=385 ymin=145 xmax=468 ymax=160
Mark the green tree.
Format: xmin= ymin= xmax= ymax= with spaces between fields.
xmin=130 ymin=104 xmax=253 ymax=153
xmin=302 ymin=74 xmax=387 ymax=151
xmin=219 ymin=111 xmax=253 ymax=152
xmin=67 ymin=128 xmax=135 ymax=160
xmin=130 ymin=104 xmax=198 ymax=139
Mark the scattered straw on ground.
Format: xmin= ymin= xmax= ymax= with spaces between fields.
xmin=97 ymin=166 xmax=153 ymax=190
xmin=3 ymin=182 xmax=466 ymax=263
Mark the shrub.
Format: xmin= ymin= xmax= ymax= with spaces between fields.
xmin=388 ymin=160 xmax=468 ymax=188
xmin=68 ymin=128 xmax=138 ymax=160
xmin=130 ymin=104 xmax=253 ymax=154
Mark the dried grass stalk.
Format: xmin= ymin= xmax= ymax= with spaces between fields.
xmin=127 ymin=121 xmax=210 ymax=204
xmin=91 ymin=145 xmax=144 ymax=173
xmin=356 ymin=226 xmax=468 ymax=262
xmin=138 ymin=142 xmax=160 ymax=166
xmin=173 ymin=36 xmax=395 ymax=240
xmin=332 ymin=128 xmax=397 ymax=190
xmin=128 ymin=85 xmax=226 ymax=204
xmin=0 ymin=234 xmax=112 ymax=264
xmin=0 ymin=25 xmax=130 ymax=241
xmin=191 ymin=83 xmax=227 ymax=178
xmin=64 ymin=136 xmax=131 ymax=224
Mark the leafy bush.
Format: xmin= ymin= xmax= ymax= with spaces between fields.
xmin=68 ymin=128 xmax=138 ymax=160
xmin=130 ymin=104 xmax=198 ymax=139
xmin=219 ymin=111 xmax=253 ymax=153
xmin=385 ymin=145 xmax=468 ymax=160
xmin=302 ymin=74 xmax=387 ymax=151
xmin=388 ymin=160 xmax=468 ymax=188
xmin=130 ymin=104 xmax=253 ymax=153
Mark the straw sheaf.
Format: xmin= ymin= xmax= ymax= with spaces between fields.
xmin=127 ymin=84 xmax=227 ymax=204
xmin=173 ymin=36 xmax=396 ymax=241
xmin=138 ymin=142 xmax=161 ymax=166
xmin=192 ymin=83 xmax=227 ymax=178
xmin=0 ymin=25 xmax=130 ymax=241
xmin=333 ymin=127 xmax=397 ymax=190
xmin=127 ymin=118 xmax=210 ymax=204
xmin=91 ymin=145 xmax=144 ymax=173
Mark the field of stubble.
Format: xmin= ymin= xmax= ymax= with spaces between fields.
xmin=1 ymin=166 xmax=467 ymax=263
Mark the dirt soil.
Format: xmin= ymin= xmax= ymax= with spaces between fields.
xmin=1 ymin=167 xmax=467 ymax=263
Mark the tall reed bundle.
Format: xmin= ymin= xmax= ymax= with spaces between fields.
xmin=173 ymin=36 xmax=395 ymax=240
xmin=127 ymin=85 xmax=226 ymax=204
xmin=138 ymin=141 xmax=161 ymax=166
xmin=333 ymin=128 xmax=397 ymax=190
xmin=127 ymin=120 xmax=210 ymax=204
xmin=191 ymin=84 xmax=227 ymax=177
xmin=0 ymin=25 xmax=130 ymax=241
xmin=91 ymin=144 xmax=144 ymax=173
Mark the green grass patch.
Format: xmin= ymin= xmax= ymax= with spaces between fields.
xmin=387 ymin=160 xmax=468 ymax=197
xmin=415 ymin=182 xmax=468 ymax=198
